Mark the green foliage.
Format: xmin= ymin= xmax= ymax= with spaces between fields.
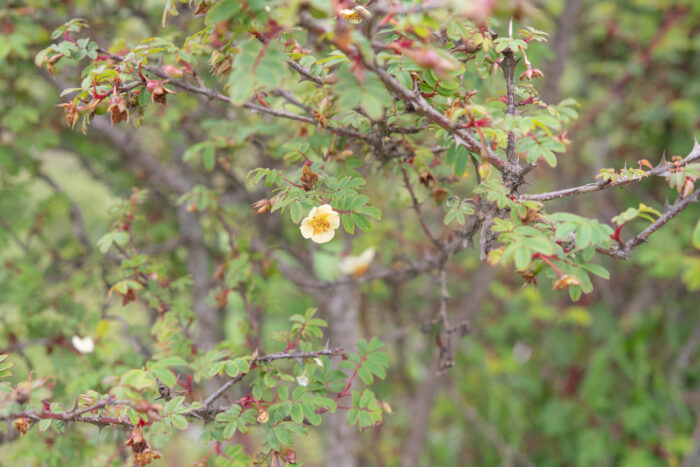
xmin=612 ymin=203 xmax=662 ymax=226
xmin=1 ymin=1 xmax=699 ymax=466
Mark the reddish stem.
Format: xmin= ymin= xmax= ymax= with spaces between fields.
xmin=532 ymin=253 xmax=563 ymax=276
xmin=282 ymin=177 xmax=305 ymax=189
xmin=610 ymin=222 xmax=626 ymax=244
xmin=92 ymin=87 xmax=109 ymax=101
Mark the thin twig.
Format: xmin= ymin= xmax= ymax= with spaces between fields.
xmin=604 ymin=188 xmax=700 ymax=259
xmin=297 ymin=10 xmax=517 ymax=176
xmin=2 ymin=397 xmax=134 ymax=427
xmin=437 ymin=269 xmax=454 ymax=369
xmin=400 ymin=165 xmax=442 ymax=250
xmin=500 ymin=47 xmax=517 ymax=164
xmin=521 ymin=138 xmax=700 ymax=202
xmin=196 ymin=348 xmax=346 ymax=415
xmin=36 ymin=169 xmax=91 ymax=251
xmin=95 ymin=48 xmax=371 ymax=141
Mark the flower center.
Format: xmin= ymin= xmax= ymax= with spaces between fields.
xmin=311 ymin=216 xmax=330 ymax=234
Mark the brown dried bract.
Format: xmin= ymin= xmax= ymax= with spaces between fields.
xmin=193 ymin=1 xmax=210 ymax=15
xmin=300 ymin=164 xmax=319 ymax=191
xmin=519 ymin=206 xmax=541 ymax=224
xmin=251 ymin=198 xmax=273 ymax=214
xmin=553 ymin=274 xmax=581 ymax=291
xmin=108 ymin=95 xmax=129 ymax=125
xmin=126 ymin=427 xmax=162 ymax=466
xmin=13 ymin=417 xmax=30 ymax=435
xmin=432 ymin=187 xmax=448 ymax=203
xmin=418 ymin=170 xmax=436 ymax=187
xmin=57 ymin=102 xmax=79 ymax=129
xmin=146 ymin=80 xmax=175 ymax=105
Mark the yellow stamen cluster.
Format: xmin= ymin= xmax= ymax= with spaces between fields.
xmin=300 ymin=204 xmax=340 ymax=243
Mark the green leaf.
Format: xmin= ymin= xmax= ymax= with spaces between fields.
xmin=454 ymin=147 xmax=468 ymax=176
xmin=361 ymin=206 xmax=382 ymax=220
xmin=302 ymin=402 xmax=322 ymax=425
xmin=581 ymin=263 xmax=610 ymax=279
xmin=274 ymin=425 xmax=294 ymax=446
xmin=359 ymin=390 xmax=373 ymax=407
xmin=351 ymin=195 xmax=370 ymax=209
xmin=359 ymin=411 xmax=374 ymax=428
xmin=228 ymin=68 xmax=255 ymax=106
xmin=39 ymin=419 xmax=52 ymax=432
xmin=291 ymin=403 xmax=304 ymax=424
xmin=513 ymin=245 xmax=531 ymax=271
xmin=170 ymin=413 xmax=188 ymax=430
xmin=367 ymin=337 xmax=384 ymax=352
xmin=292 ymin=386 xmax=305 ymax=401
xmin=202 ymin=145 xmax=215 ymax=171
xmin=290 ymin=201 xmax=302 ymax=224
xmin=361 ymin=92 xmax=385 ymax=120
xmin=205 ymin=0 xmax=241 ymax=24
xmin=120 ymin=369 xmax=153 ymax=390
xmin=352 ymin=213 xmax=371 ymax=232
xmin=263 ymin=372 xmax=276 ymax=388
xmin=446 ymin=144 xmax=457 ymax=165
xmin=234 ymin=358 xmax=250 ymax=374
xmin=151 ymin=356 xmax=188 ymax=369
xmin=693 ymin=218 xmax=700 ymax=249
xmin=397 ymin=70 xmax=413 ymax=89
xmin=347 ymin=408 xmax=359 ymax=426
xmin=363 ymin=360 xmax=386 ymax=380
xmin=225 ymin=361 xmax=240 ymax=377
xmin=576 ymin=223 xmax=593 ymax=249
xmin=151 ymin=367 xmax=176 ymax=387
xmin=444 ymin=208 xmax=457 ymax=225
xmin=342 ymin=213 xmax=355 ymax=234
xmin=357 ymin=367 xmax=373 ymax=385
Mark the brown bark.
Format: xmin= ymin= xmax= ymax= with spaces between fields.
xmin=88 ymin=118 xmax=222 ymax=349
xmin=176 ymin=205 xmax=220 ymax=348
xmin=541 ymin=0 xmax=583 ymax=104
xmin=400 ymin=373 xmax=445 ymax=467
xmin=317 ymin=281 xmax=361 ymax=467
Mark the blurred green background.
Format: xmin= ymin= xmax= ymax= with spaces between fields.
xmin=1 ymin=0 xmax=700 ymax=466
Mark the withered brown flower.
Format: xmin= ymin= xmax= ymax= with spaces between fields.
xmin=300 ymin=164 xmax=319 ymax=191
xmin=519 ymin=67 xmax=544 ymax=81
xmin=126 ymin=427 xmax=163 ymax=467
xmin=13 ymin=417 xmax=30 ymax=435
xmin=146 ymin=79 xmax=175 ymax=105
xmin=108 ymin=95 xmax=129 ymax=125
xmin=251 ymin=198 xmax=273 ymax=214
xmin=57 ymin=101 xmax=79 ymax=129
xmin=193 ymin=1 xmax=210 ymax=15
xmin=553 ymin=274 xmax=581 ymax=291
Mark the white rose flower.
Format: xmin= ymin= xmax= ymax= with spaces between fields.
xmin=300 ymin=204 xmax=340 ymax=244
xmin=338 ymin=247 xmax=376 ymax=277
xmin=71 ymin=335 xmax=95 ymax=354
xmin=296 ymin=373 xmax=309 ymax=387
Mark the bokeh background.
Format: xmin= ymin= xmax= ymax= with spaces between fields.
xmin=1 ymin=0 xmax=700 ymax=465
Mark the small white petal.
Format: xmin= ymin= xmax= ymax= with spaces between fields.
xmin=339 ymin=247 xmax=375 ymax=276
xmin=513 ymin=342 xmax=532 ymax=363
xmin=316 ymin=204 xmax=333 ymax=215
xmin=338 ymin=257 xmax=358 ymax=275
xmin=296 ymin=374 xmax=309 ymax=387
xmin=354 ymin=5 xmax=372 ymax=19
xmin=312 ymin=228 xmax=336 ymax=244
xmin=300 ymin=219 xmax=314 ymax=239
xmin=72 ymin=335 xmax=95 ymax=354
xmin=358 ymin=247 xmax=376 ymax=263
xmin=327 ymin=211 xmax=340 ymax=229
xmin=308 ymin=206 xmax=322 ymax=217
